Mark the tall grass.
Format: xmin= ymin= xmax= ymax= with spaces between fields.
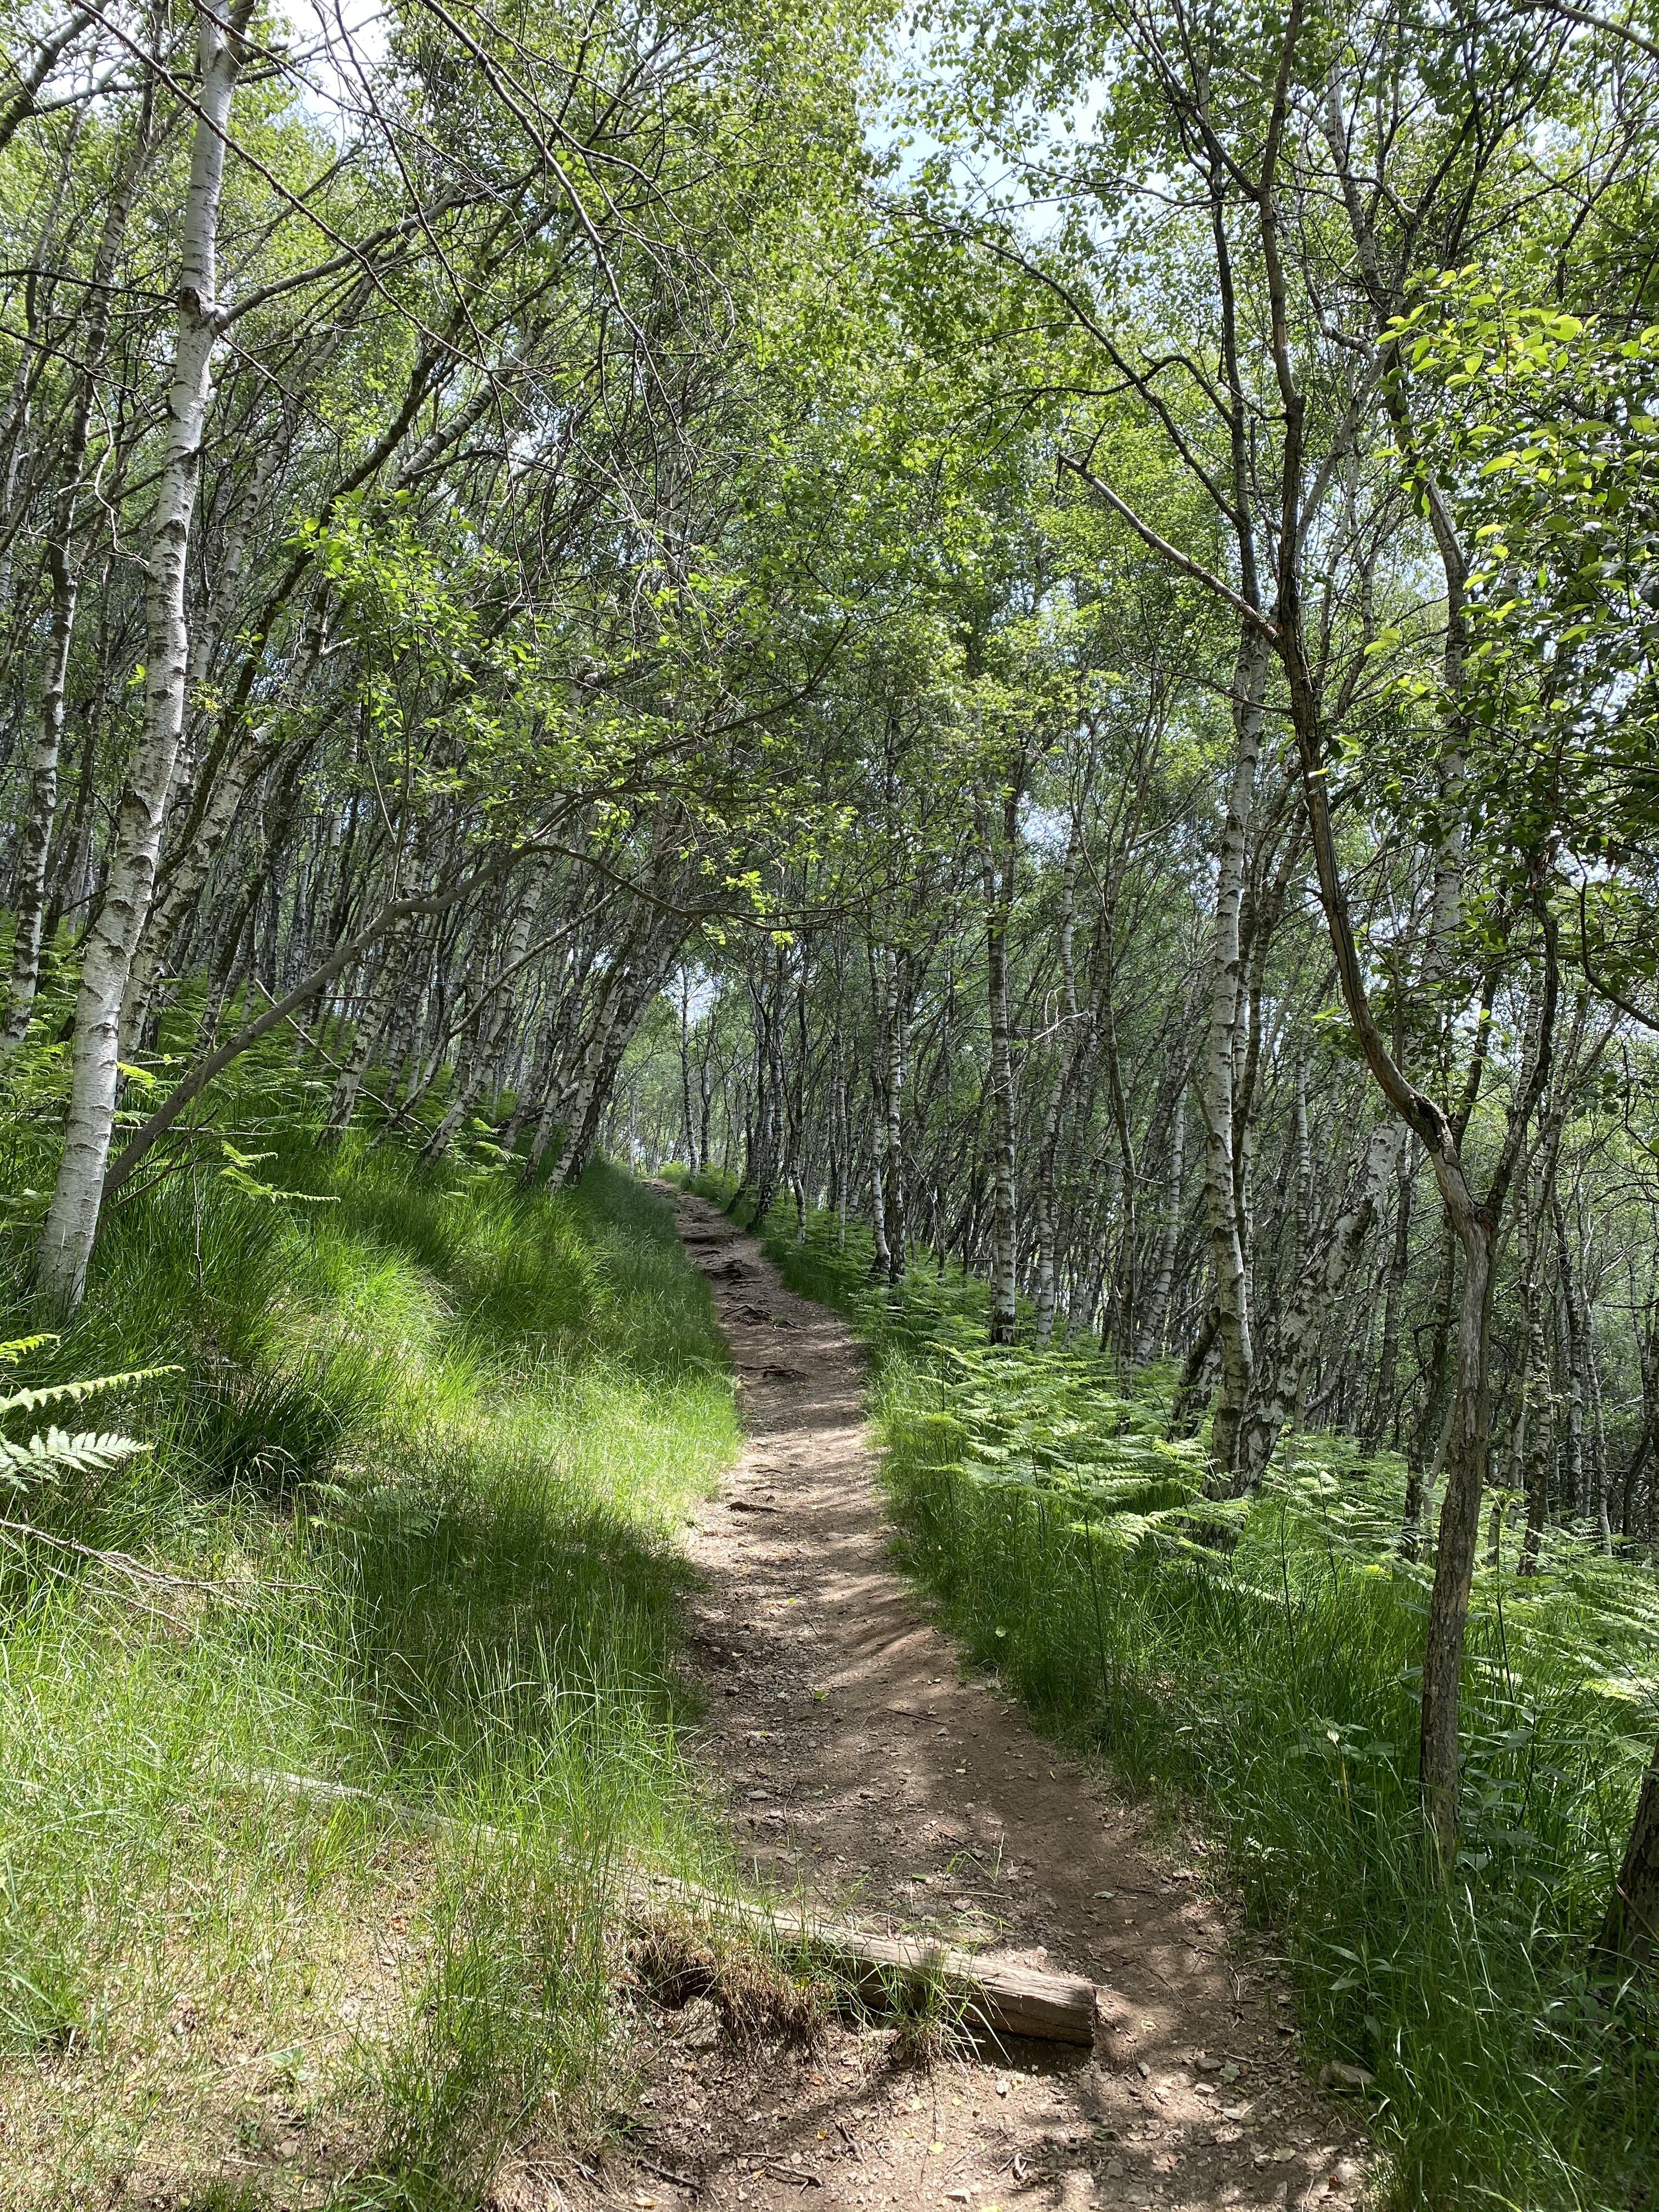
xmin=0 ymin=1142 xmax=739 ymax=2209
xmin=702 ymin=1173 xmax=1659 ymax=2212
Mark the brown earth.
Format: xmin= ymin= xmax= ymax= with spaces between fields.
xmin=533 ymin=1192 xmax=1370 ymax=2212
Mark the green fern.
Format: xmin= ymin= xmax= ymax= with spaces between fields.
xmin=0 ymin=1338 xmax=176 ymax=1493
xmin=0 ymin=1335 xmax=54 ymax=1365
xmin=0 ymin=1428 xmax=149 ymax=1489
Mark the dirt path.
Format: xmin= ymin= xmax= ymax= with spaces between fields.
xmin=554 ymin=1195 xmax=1367 ymax=2212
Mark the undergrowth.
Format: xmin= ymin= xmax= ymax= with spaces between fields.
xmin=0 ymin=1137 xmax=740 ymax=2209
xmin=697 ymin=1168 xmax=1659 ymax=2212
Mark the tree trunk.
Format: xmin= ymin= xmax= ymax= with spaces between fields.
xmin=1553 ymin=1192 xmax=1588 ymax=1523
xmin=420 ymin=902 xmax=534 ymax=1162
xmin=1034 ymin=831 xmax=1080 ymax=1345
xmin=325 ymin=927 xmax=411 ymax=1135
xmin=1599 ymin=1731 xmax=1659 ymax=1973
xmin=1417 ymin=1213 xmax=1498 ymax=1858
xmin=2 ymin=106 xmax=152 ymax=1048
xmin=882 ymin=944 xmax=906 ymax=1279
xmin=1589 ymin=1327 xmax=1613 ymax=1554
xmin=1237 ymin=1122 xmax=1402 ymax=1487
xmin=1364 ymin=1137 xmax=1413 ymax=1452
xmin=1402 ymin=1214 xmax=1457 ymax=1555
xmin=979 ymin=789 xmax=1019 ymax=1345
xmin=1136 ymin=1088 xmax=1186 ymax=1362
xmin=35 ymin=2 xmax=252 ymax=1313
xmin=1198 ymin=625 xmax=1266 ymax=1476
xmin=1517 ymin=1267 xmax=1551 ymax=1575
xmin=550 ymin=959 xmax=673 ymax=1191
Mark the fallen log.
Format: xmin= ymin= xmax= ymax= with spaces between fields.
xmin=627 ymin=1868 xmax=1097 ymax=2044
xmin=241 ymin=1768 xmax=1098 ymax=2045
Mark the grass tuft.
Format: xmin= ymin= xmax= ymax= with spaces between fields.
xmin=629 ymin=1917 xmax=827 ymax=2050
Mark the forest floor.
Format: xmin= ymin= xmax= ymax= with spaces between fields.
xmin=560 ymin=1192 xmax=1369 ymax=2212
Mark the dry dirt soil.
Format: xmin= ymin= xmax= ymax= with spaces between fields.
xmin=533 ymin=1193 xmax=1370 ymax=2212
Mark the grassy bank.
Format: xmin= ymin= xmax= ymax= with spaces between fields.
xmin=0 ymin=1143 xmax=739 ymax=2209
xmin=698 ymin=1172 xmax=1659 ymax=2212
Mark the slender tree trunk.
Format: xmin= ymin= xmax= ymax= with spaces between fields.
xmin=1553 ymin=1192 xmax=1588 ymax=1524
xmin=979 ymin=789 xmax=1019 ymax=1345
xmin=1137 ymin=1088 xmax=1186 ymax=1361
xmin=677 ymin=975 xmax=696 ymax=1167
xmin=420 ymin=903 xmax=534 ymax=1162
xmin=868 ymin=1131 xmax=890 ymax=1276
xmin=325 ymin=926 xmax=411 ymax=1135
xmin=1199 ymin=627 xmax=1266 ymax=1475
xmin=42 ymin=701 xmax=100 ymax=945
xmin=1293 ymin=1053 xmax=1312 ymax=1268
xmin=1402 ymin=1214 xmax=1458 ymax=1556
xmin=831 ymin=1028 xmax=849 ymax=1247
xmin=1237 ymin=1123 xmax=1403 ymax=1486
xmin=1517 ymin=1256 xmax=1552 ymax=1575
xmin=1364 ymin=1139 xmax=1414 ymax=1451
xmin=1600 ymin=1730 xmax=1659 ymax=1972
xmin=500 ymin=963 xmax=563 ymax=1155
xmin=1416 ymin=1212 xmax=1498 ymax=1852
xmin=1590 ymin=1329 xmax=1613 ymax=1554
xmin=1034 ymin=832 xmax=1080 ymax=1346
xmin=3 ymin=105 xmax=151 ymax=1048
xmin=865 ymin=939 xmax=891 ymax=1277
xmin=883 ymin=947 xmax=907 ymax=1279
xmin=537 ymin=961 xmax=622 ymax=1184
xmin=36 ymin=2 xmax=252 ymax=1312
xmin=3 ymin=543 xmax=77 ymax=1045
xmin=550 ymin=950 xmax=677 ymax=1190
xmin=0 ymin=6 xmax=93 ymax=161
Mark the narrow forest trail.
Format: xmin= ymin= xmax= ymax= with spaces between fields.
xmin=563 ymin=1192 xmax=1368 ymax=2212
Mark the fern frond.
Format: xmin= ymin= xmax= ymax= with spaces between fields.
xmin=0 ymin=1335 xmax=58 ymax=1367
xmin=0 ymin=1363 xmax=179 ymax=1421
xmin=0 ymin=1427 xmax=150 ymax=1488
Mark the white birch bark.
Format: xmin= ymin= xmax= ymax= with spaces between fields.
xmin=1293 ymin=1054 xmax=1312 ymax=1267
xmin=1136 ymin=1086 xmax=1186 ymax=1361
xmin=2 ymin=113 xmax=151 ymax=1048
xmin=325 ymin=923 xmax=413 ymax=1133
xmin=1552 ymin=1193 xmax=1588 ymax=1522
xmin=36 ymin=1 xmax=252 ymax=1312
xmin=980 ymin=792 xmax=1018 ymax=1346
xmin=882 ymin=944 xmax=906 ymax=1278
xmin=865 ymin=938 xmax=891 ymax=1277
xmin=831 ymin=1029 xmax=849 ymax=1247
xmin=420 ymin=901 xmax=534 ymax=1161
xmin=1034 ymin=830 xmax=1079 ymax=1346
xmin=548 ymin=937 xmax=681 ymax=1189
xmin=1197 ymin=627 xmax=1266 ymax=1474
xmin=119 ymin=458 xmax=303 ymax=1052
xmin=1237 ymin=1121 xmax=1405 ymax=1487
